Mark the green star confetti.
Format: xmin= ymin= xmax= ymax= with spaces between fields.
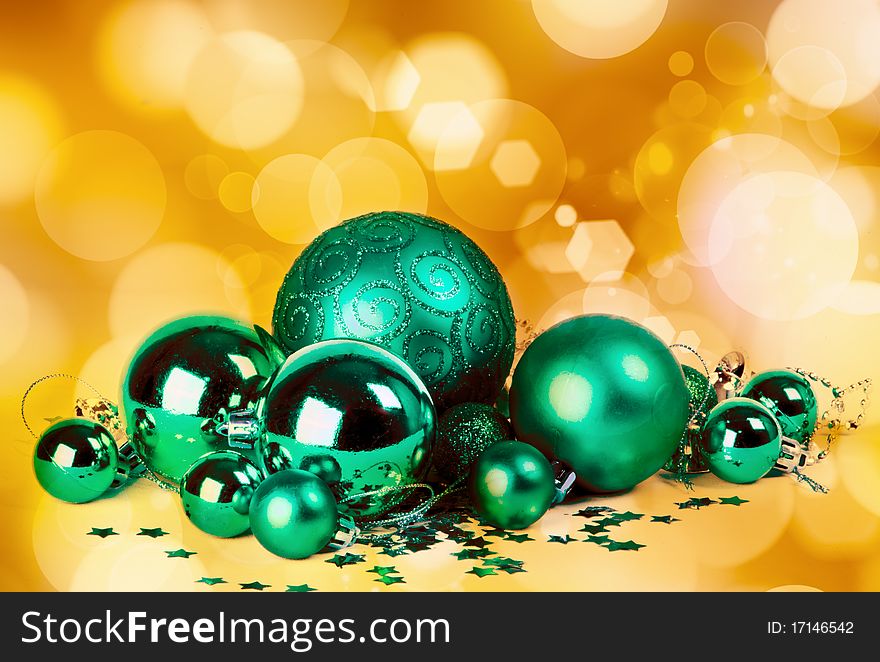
xmin=375 ymin=575 xmax=406 ymax=585
xmin=573 ymin=506 xmax=615 ymax=518
xmin=286 ymin=584 xmax=317 ymax=592
xmin=611 ymin=511 xmax=644 ymax=522
xmin=719 ymin=496 xmax=749 ymax=506
xmin=87 ymin=527 xmax=118 ymax=538
xmin=595 ymin=517 xmax=623 ymax=528
xmin=367 ymin=566 xmax=398 ymax=576
xmin=584 ymin=535 xmax=611 ymax=545
xmin=325 ymin=553 xmax=366 ymax=568
xmin=165 ymin=548 xmax=197 ymax=558
xmin=606 ymin=540 xmax=645 ymax=552
xmin=196 ymin=577 xmax=226 ymax=586
xmin=463 ymin=537 xmax=488 ymax=548
xmin=451 ymin=548 xmax=494 ymax=560
xmin=240 ymin=581 xmax=270 ymax=591
xmin=483 ymin=557 xmax=523 ymax=569
xmin=650 ymin=515 xmax=680 ymax=524
xmin=466 ymin=566 xmax=497 ymax=578
xmin=378 ymin=547 xmax=410 ymax=558
xmin=504 ymin=532 xmax=534 ymax=543
xmin=482 ymin=527 xmax=508 ymax=538
xmin=548 ymin=535 xmax=575 ymax=544
xmin=579 ymin=523 xmax=609 ymax=534
xmin=676 ymin=497 xmax=717 ymax=510
xmin=138 ymin=528 xmax=169 ymax=538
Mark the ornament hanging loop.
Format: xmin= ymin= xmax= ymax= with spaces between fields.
xmin=214 ymin=408 xmax=261 ymax=449
xmin=328 ymin=514 xmax=360 ymax=550
xmin=550 ymin=460 xmax=576 ymax=505
xmin=773 ymin=437 xmax=809 ymax=474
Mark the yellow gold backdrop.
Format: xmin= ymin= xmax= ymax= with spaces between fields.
xmin=3 ymin=0 xmax=880 ymax=591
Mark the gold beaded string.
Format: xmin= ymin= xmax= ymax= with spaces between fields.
xmin=787 ymin=367 xmax=872 ymax=461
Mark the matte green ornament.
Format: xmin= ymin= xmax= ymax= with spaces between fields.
xmin=664 ymin=365 xmax=717 ymax=474
xmin=433 ymin=403 xmax=512 ymax=483
xmin=272 ymin=211 xmax=517 ymax=412
xmin=256 ymin=339 xmax=436 ymax=518
xmin=33 ymin=419 xmax=118 ymax=503
xmin=509 ymin=314 xmax=690 ymax=493
xmin=469 ymin=440 xmax=555 ymax=530
xmin=249 ymin=469 xmax=340 ymax=559
xmin=122 ymin=315 xmax=281 ymax=485
xmin=742 ymin=370 xmax=817 ymax=446
xmin=180 ymin=451 xmax=263 ymax=538
xmin=700 ymin=398 xmax=782 ymax=484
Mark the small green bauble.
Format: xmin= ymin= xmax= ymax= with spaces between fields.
xmin=121 ymin=315 xmax=281 ymax=485
xmin=272 ymin=211 xmax=517 ymax=412
xmin=256 ymin=339 xmax=436 ymax=518
xmin=180 ymin=451 xmax=263 ymax=538
xmin=510 ymin=314 xmax=690 ymax=493
xmin=700 ymin=398 xmax=782 ymax=484
xmin=249 ymin=470 xmax=340 ymax=559
xmin=33 ymin=419 xmax=118 ymax=503
xmin=742 ymin=370 xmax=817 ymax=446
xmin=434 ymin=403 xmax=513 ymax=483
xmin=469 ymin=440 xmax=556 ymax=530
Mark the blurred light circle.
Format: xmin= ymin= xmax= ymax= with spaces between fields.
xmin=97 ymin=0 xmax=211 ymax=110
xmin=767 ymin=0 xmax=880 ymax=110
xmin=554 ymin=204 xmax=577 ymax=227
xmin=108 ymin=242 xmax=251 ymax=338
xmin=704 ymin=22 xmax=767 ymax=86
xmin=829 ymin=165 xmax=880 ymax=232
xmin=708 ymin=170 xmax=858 ymax=320
xmin=399 ymin=33 xmax=506 ymax=164
xmin=218 ymin=171 xmax=255 ymax=213
xmin=203 ymin=0 xmax=348 ymax=47
xmin=656 ymin=268 xmax=693 ymax=304
xmin=678 ymin=133 xmax=817 ymax=265
xmin=720 ymin=97 xmax=783 ymax=140
xmin=35 ymin=130 xmax=166 ymax=261
xmin=832 ymin=281 xmax=880 ymax=315
xmin=668 ymin=50 xmax=693 ymax=77
xmin=185 ymin=31 xmax=303 ymax=149
xmin=0 ymin=265 xmax=29 ymax=364
xmin=0 ymin=75 xmax=63 ymax=205
xmin=535 ymin=289 xmax=587 ymax=331
xmin=810 ymin=94 xmax=880 ymax=156
xmin=582 ymin=273 xmax=652 ymax=321
xmin=767 ymin=585 xmax=822 ymax=592
xmin=76 ymin=335 xmax=141 ymax=399
xmin=252 ymin=154 xmax=341 ymax=243
xmin=531 ymin=0 xmax=668 ymax=60
xmin=633 ymin=122 xmax=714 ymax=222
xmin=248 ymin=41 xmax=375 ymax=160
xmin=312 ymin=137 xmax=427 ymax=222
xmin=435 ymin=99 xmax=566 ymax=231
xmin=184 ymin=154 xmax=229 ymax=200
xmin=669 ymin=80 xmax=707 ymax=119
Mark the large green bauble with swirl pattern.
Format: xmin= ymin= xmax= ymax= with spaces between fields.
xmin=272 ymin=211 xmax=516 ymax=412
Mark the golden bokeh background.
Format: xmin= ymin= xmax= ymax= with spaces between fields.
xmin=4 ymin=0 xmax=880 ymax=591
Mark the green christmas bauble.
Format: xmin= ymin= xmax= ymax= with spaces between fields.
xmin=742 ymin=370 xmax=817 ymax=445
xmin=664 ymin=365 xmax=717 ymax=474
xmin=33 ymin=419 xmax=119 ymax=503
xmin=249 ymin=470 xmax=339 ymax=559
xmin=272 ymin=211 xmax=516 ymax=412
xmin=122 ymin=315 xmax=281 ymax=485
xmin=433 ymin=403 xmax=512 ymax=483
xmin=256 ymin=339 xmax=436 ymax=518
xmin=469 ymin=440 xmax=555 ymax=530
xmin=700 ymin=398 xmax=782 ymax=484
xmin=509 ymin=314 xmax=690 ymax=493
xmin=180 ymin=451 xmax=263 ymax=538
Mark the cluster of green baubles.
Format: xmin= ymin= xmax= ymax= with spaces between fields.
xmin=33 ymin=212 xmax=819 ymax=559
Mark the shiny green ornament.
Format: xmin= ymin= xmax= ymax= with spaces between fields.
xmin=434 ymin=403 xmax=512 ymax=483
xmin=180 ymin=451 xmax=263 ymax=538
xmin=249 ymin=469 xmax=340 ymax=559
xmin=122 ymin=315 xmax=281 ymax=485
xmin=742 ymin=370 xmax=817 ymax=446
xmin=256 ymin=339 xmax=436 ymax=518
xmin=469 ymin=440 xmax=555 ymax=530
xmin=509 ymin=314 xmax=690 ymax=493
xmin=665 ymin=366 xmax=717 ymax=474
xmin=272 ymin=211 xmax=517 ymax=412
xmin=700 ymin=398 xmax=782 ymax=484
xmin=33 ymin=419 xmax=118 ymax=503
